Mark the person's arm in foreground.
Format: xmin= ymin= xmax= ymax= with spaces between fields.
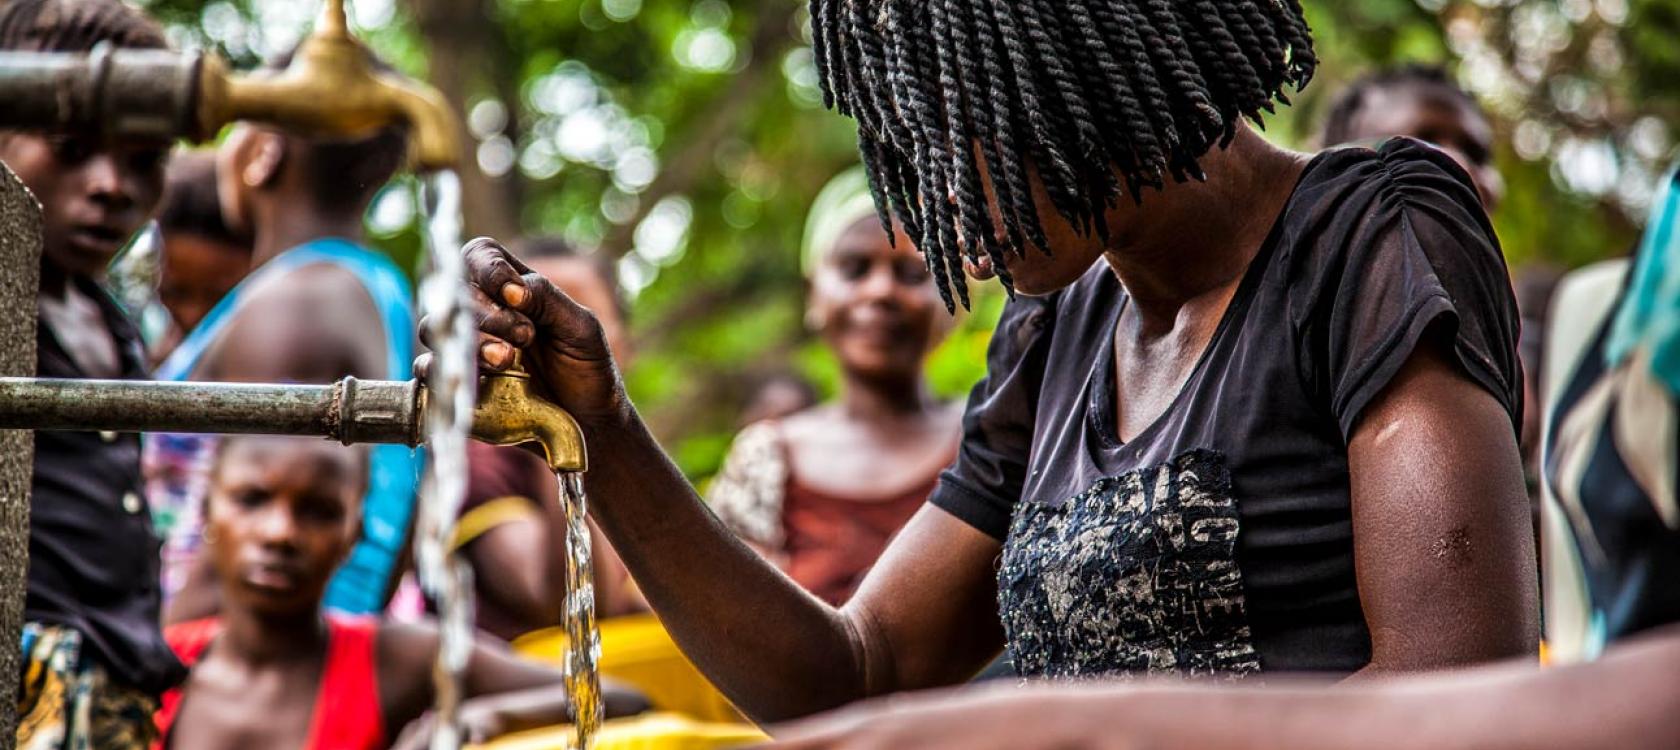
xmin=447 ymin=238 xmax=1006 ymax=723
xmin=1345 ymin=339 xmax=1539 ymax=675
xmin=384 ymin=622 xmax=651 ymax=749
xmin=764 ymin=626 xmax=1680 ymax=750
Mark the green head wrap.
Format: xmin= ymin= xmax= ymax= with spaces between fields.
xmin=802 ymin=167 xmax=884 ymax=277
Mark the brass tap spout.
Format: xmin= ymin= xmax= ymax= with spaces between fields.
xmin=469 ymin=356 xmax=588 ymax=473
xmin=194 ymin=0 xmax=460 ymax=171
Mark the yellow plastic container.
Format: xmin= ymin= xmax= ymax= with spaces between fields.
xmin=477 ymin=712 xmax=766 ymax=750
xmin=513 ymin=614 xmax=745 ymax=726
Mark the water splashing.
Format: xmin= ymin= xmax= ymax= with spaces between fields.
xmin=416 ymin=170 xmax=477 ymax=750
xmin=414 ymin=170 xmax=601 ymax=749
xmin=557 ymin=472 xmax=601 ymax=749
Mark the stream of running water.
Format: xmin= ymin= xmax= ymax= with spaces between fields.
xmin=417 ymin=171 xmax=477 ymax=750
xmin=418 ymin=172 xmax=600 ymax=749
xmin=556 ymin=472 xmax=601 ymax=749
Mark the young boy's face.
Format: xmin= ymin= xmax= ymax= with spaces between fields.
xmin=204 ymin=437 xmax=368 ymax=616
xmin=0 ymin=132 xmax=169 ymax=279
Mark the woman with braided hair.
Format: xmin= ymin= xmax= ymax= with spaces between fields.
xmin=443 ymin=0 xmax=1542 ymax=745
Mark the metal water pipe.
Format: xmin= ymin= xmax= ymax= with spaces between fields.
xmin=0 ymin=0 xmax=461 ymax=170
xmin=0 ymin=372 xmax=587 ymax=472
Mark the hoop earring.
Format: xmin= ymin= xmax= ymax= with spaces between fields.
xmin=201 ymin=524 xmax=218 ymax=546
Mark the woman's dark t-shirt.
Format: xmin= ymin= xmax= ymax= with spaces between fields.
xmin=929 ymin=139 xmax=1522 ymax=679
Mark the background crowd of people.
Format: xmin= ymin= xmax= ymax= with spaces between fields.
xmin=1 ymin=0 xmax=1677 ymax=748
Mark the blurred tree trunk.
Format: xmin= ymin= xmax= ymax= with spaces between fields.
xmin=406 ymin=0 xmax=524 ymax=241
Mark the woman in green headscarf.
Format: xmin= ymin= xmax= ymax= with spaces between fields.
xmin=706 ymin=167 xmax=962 ymax=606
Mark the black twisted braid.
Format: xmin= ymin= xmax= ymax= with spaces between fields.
xmin=812 ymin=0 xmax=1316 ymax=306
xmin=1171 ymin=5 xmax=1239 ymax=147
xmin=988 ymin=0 xmax=1091 ymax=240
xmin=1192 ymin=2 xmax=1264 ymax=118
xmin=1068 ymin=0 xmax=1144 ymax=179
xmin=877 ymin=0 xmax=925 ymax=237
xmin=886 ymin=142 xmax=924 ymax=241
xmin=857 ymin=132 xmax=894 ymax=237
xmin=1232 ymin=1 xmax=1286 ymax=101
xmin=1096 ymin=0 xmax=1181 ymax=185
xmin=1135 ymin=0 xmax=1223 ymax=148
xmin=849 ymin=0 xmax=908 ymax=154
xmin=842 ymin=0 xmax=886 ymax=140
xmin=860 ymin=130 xmax=924 ymax=248
xmin=939 ymin=0 xmax=1019 ymax=291
xmin=904 ymin=2 xmax=965 ymax=310
xmin=810 ymin=0 xmax=838 ymax=109
xmin=970 ymin=9 xmax=1030 ymax=255
xmin=1052 ymin=0 xmax=1132 ymax=209
xmin=1278 ymin=0 xmax=1318 ymax=85
xmin=928 ymin=0 xmax=979 ymax=268
xmin=1018 ymin=0 xmax=1110 ymax=235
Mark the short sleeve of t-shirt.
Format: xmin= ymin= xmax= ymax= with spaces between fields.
xmin=928 ymin=293 xmax=1058 ymax=539
xmin=1285 ymin=138 xmax=1522 ymax=440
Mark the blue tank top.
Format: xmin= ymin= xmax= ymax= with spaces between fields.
xmin=147 ymin=238 xmax=419 ymax=615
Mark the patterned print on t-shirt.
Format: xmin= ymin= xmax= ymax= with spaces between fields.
xmin=998 ymin=449 xmax=1260 ymax=679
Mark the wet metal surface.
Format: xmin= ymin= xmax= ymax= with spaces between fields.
xmin=0 ymin=23 xmax=461 ymax=169
xmin=0 ymin=162 xmax=41 ymax=744
xmin=470 ymin=364 xmax=587 ymax=473
xmin=0 ymin=49 xmax=201 ymax=141
xmin=197 ymin=0 xmax=462 ymax=171
xmin=0 ymin=377 xmax=424 ymax=446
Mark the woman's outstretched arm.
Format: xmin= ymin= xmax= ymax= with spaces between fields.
xmin=381 ymin=622 xmax=651 ymax=749
xmin=768 ymin=627 xmax=1680 ymax=749
xmin=452 ymin=238 xmax=1006 ymax=723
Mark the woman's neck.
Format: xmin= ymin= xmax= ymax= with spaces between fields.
xmin=217 ymin=603 xmax=331 ymax=666
xmin=1101 ymin=127 xmax=1307 ymax=331
xmin=838 ymin=371 xmax=936 ymax=422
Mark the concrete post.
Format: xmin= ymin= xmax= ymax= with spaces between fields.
xmin=0 ymin=161 xmax=41 ymax=748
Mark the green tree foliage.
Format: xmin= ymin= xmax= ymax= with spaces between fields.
xmin=138 ymin=0 xmax=1679 ymax=481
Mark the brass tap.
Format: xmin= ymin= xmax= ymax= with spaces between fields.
xmin=193 ymin=0 xmax=460 ymax=171
xmin=469 ymin=353 xmax=588 ymax=473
